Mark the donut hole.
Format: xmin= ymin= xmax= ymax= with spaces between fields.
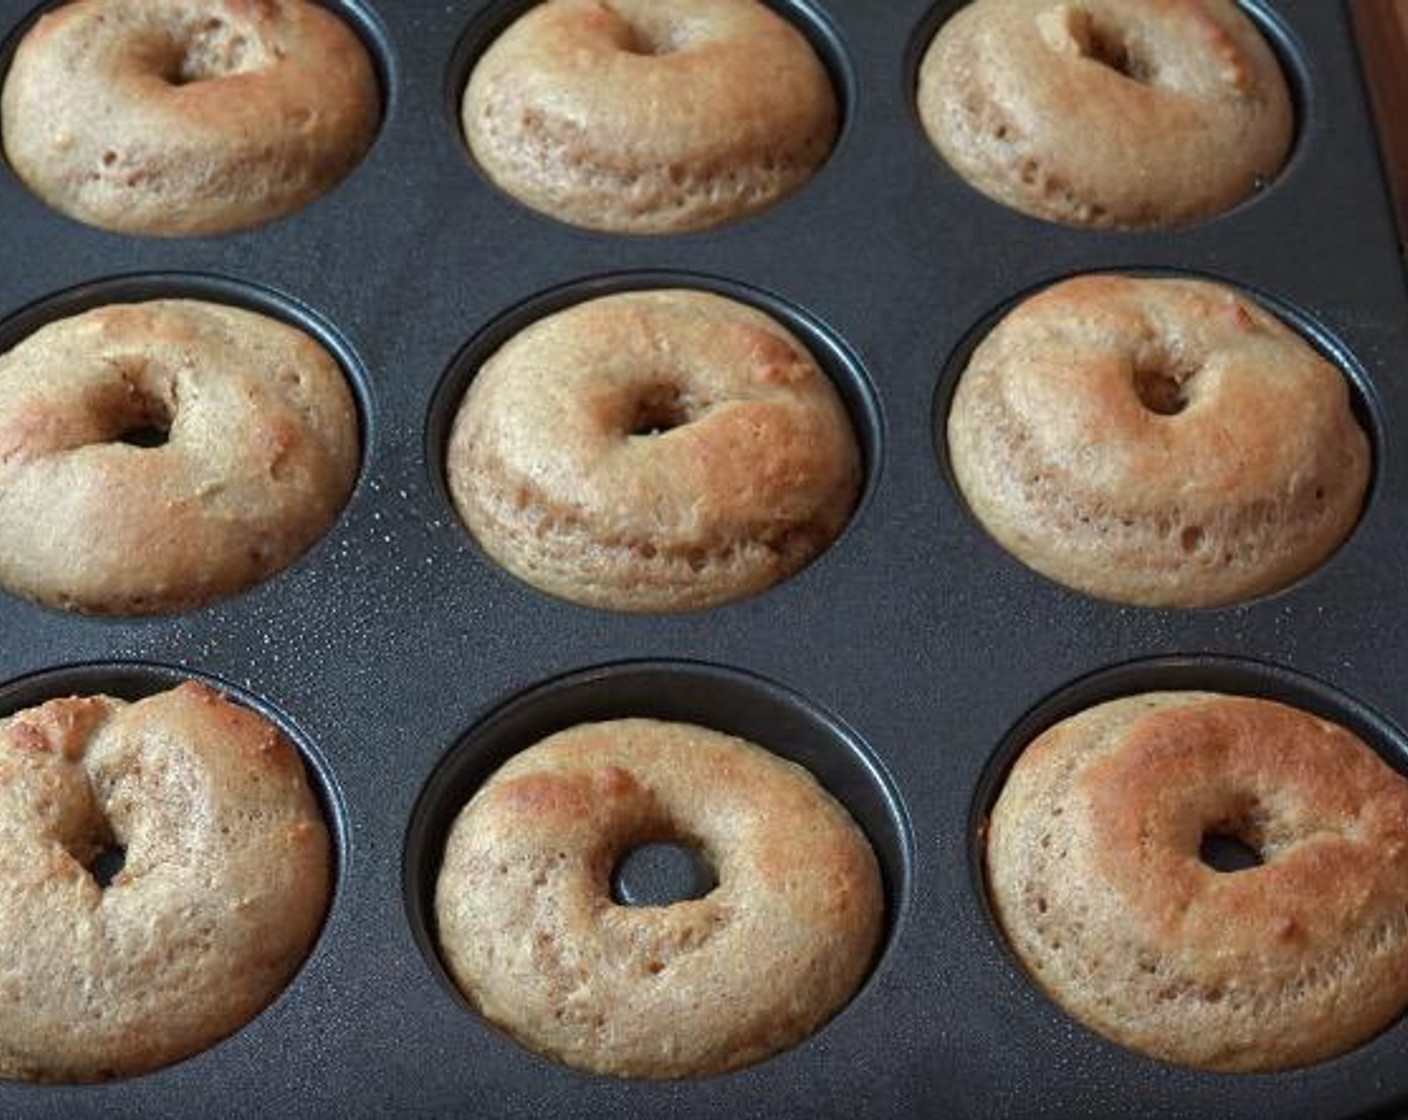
xmin=599 ymin=4 xmax=716 ymax=57
xmin=117 ymin=421 xmax=171 ymax=450
xmin=1193 ymin=794 xmax=1272 ymax=873
xmin=1199 ymin=832 xmax=1264 ymax=874
xmin=89 ymin=843 xmax=128 ymax=889
xmin=1132 ymin=355 xmax=1198 ymax=416
xmin=115 ymin=394 xmax=174 ymax=449
xmin=171 ymin=38 xmax=251 ymax=86
xmin=626 ymin=384 xmax=698 ymax=437
xmin=1079 ymin=25 xmax=1154 ymax=84
xmin=616 ymin=18 xmax=684 ymax=57
xmin=407 ymin=661 xmax=911 ymax=1067
xmin=1038 ymin=6 xmax=1156 ymax=85
xmin=1198 ymin=799 xmax=1271 ymax=873
xmin=155 ymin=19 xmax=257 ymax=87
xmin=610 ymin=840 xmax=718 ymax=907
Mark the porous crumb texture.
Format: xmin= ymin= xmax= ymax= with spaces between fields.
xmin=462 ymin=0 xmax=838 ymax=233
xmin=0 ymin=299 xmax=359 ymax=615
xmin=0 ymin=682 xmax=330 ymax=1082
xmin=447 ymin=290 xmax=861 ymax=612
xmin=917 ymin=0 xmax=1294 ymax=229
xmin=947 ymin=275 xmax=1370 ymax=607
xmin=434 ymin=719 xmax=884 ymax=1078
xmin=1 ymin=0 xmax=380 ymax=236
xmin=987 ymin=693 xmax=1408 ymax=1072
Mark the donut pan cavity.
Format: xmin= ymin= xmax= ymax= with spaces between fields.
xmin=903 ymin=0 xmax=1320 ymax=226
xmin=403 ymin=661 xmax=912 ymax=1014
xmin=2 ymin=1 xmax=1408 ymax=1117
xmin=445 ymin=0 xmax=861 ymax=218
xmin=931 ymin=267 xmax=1391 ymax=606
xmin=426 ymin=269 xmax=886 ymax=591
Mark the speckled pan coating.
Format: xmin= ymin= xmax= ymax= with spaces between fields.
xmin=0 ymin=2 xmax=1403 ymax=1118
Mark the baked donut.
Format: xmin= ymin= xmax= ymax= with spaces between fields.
xmin=1 ymin=0 xmax=380 ymax=237
xmin=434 ymin=718 xmax=883 ymax=1078
xmin=0 ymin=681 xmax=330 ymax=1082
xmin=461 ymin=0 xmax=838 ymax=234
xmin=446 ymin=289 xmax=861 ymax=612
xmin=986 ymin=692 xmax=1408 ymax=1071
xmin=0 ymin=298 xmax=359 ymax=615
xmin=946 ymin=274 xmax=1369 ymax=607
xmin=917 ymin=0 xmax=1293 ymax=228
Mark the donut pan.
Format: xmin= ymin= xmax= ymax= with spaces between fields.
xmin=1 ymin=1 xmax=1406 ymax=1116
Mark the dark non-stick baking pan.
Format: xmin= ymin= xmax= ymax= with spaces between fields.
xmin=2 ymin=1 xmax=1407 ymax=1116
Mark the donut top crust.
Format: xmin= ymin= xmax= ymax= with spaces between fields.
xmin=0 ymin=682 xmax=330 ymax=1082
xmin=435 ymin=718 xmax=884 ymax=1078
xmin=946 ymin=274 xmax=1370 ymax=607
xmin=917 ymin=0 xmax=1294 ymax=228
xmin=447 ymin=289 xmax=861 ymax=612
xmin=462 ymin=0 xmax=839 ymax=233
xmin=986 ymin=692 xmax=1408 ymax=1071
xmin=1 ymin=0 xmax=380 ymax=237
xmin=0 ymin=299 xmax=359 ymax=615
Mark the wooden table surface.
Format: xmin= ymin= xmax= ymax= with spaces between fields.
xmin=1356 ymin=0 xmax=1408 ymax=246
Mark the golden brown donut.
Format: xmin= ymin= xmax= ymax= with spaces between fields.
xmin=462 ymin=0 xmax=838 ymax=234
xmin=0 ymin=299 xmax=359 ymax=615
xmin=946 ymin=275 xmax=1369 ymax=607
xmin=1 ymin=0 xmax=380 ymax=237
xmin=917 ymin=0 xmax=1293 ymax=228
xmin=986 ymin=692 xmax=1408 ymax=1071
xmin=0 ymin=681 xmax=331 ymax=1082
xmin=434 ymin=718 xmax=884 ymax=1078
xmin=446 ymin=289 xmax=861 ymax=612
